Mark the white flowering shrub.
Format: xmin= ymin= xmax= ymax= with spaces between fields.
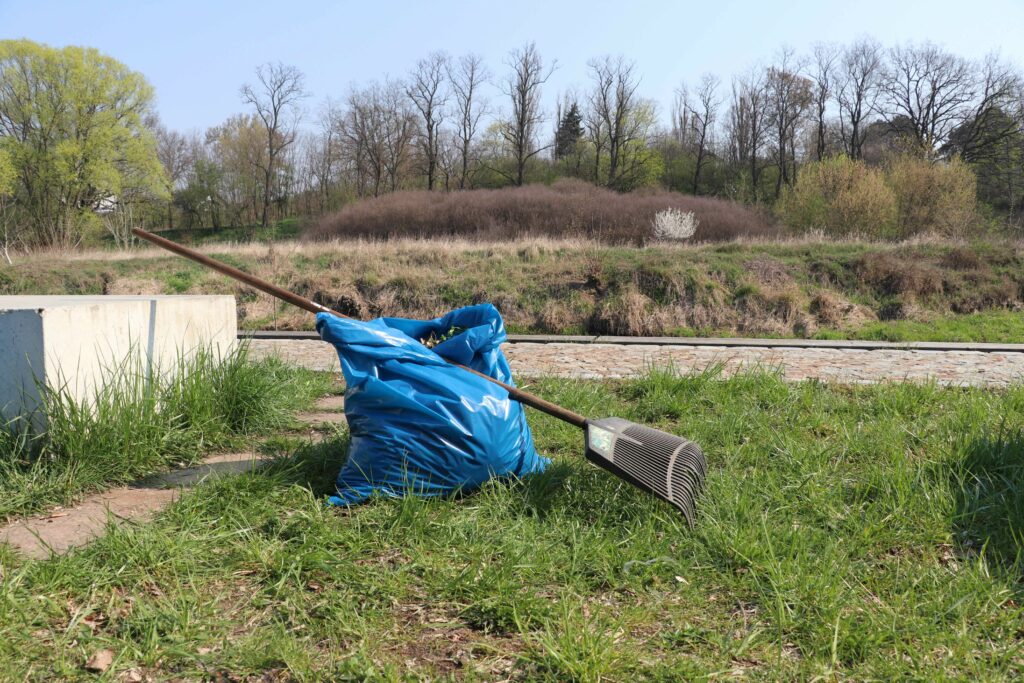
xmin=652 ymin=208 xmax=698 ymax=241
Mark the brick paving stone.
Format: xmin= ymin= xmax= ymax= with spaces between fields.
xmin=249 ymin=339 xmax=1024 ymax=387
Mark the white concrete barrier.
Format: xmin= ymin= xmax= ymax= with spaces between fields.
xmin=0 ymin=296 xmax=236 ymax=428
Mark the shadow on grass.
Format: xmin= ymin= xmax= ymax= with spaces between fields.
xmin=953 ymin=429 xmax=1024 ymax=580
xmin=259 ymin=432 xmax=351 ymax=497
xmin=509 ymin=462 xmax=575 ymax=518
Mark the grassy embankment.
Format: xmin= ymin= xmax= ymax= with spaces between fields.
xmin=6 ymin=235 xmax=1024 ymax=342
xmin=0 ymin=368 xmax=1023 ymax=678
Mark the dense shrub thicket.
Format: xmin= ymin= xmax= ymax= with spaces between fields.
xmin=886 ymin=155 xmax=979 ymax=238
xmin=777 ymin=155 xmax=980 ymax=238
xmin=775 ymin=157 xmax=897 ymax=237
xmin=305 ymin=179 xmax=779 ymax=243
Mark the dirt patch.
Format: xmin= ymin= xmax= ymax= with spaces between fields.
xmin=388 ymin=602 xmax=523 ymax=680
xmin=0 ymin=452 xmax=268 ymax=559
xmin=294 ymin=412 xmax=346 ymax=426
xmin=313 ymin=395 xmax=345 ymax=411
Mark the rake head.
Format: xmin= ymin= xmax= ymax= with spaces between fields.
xmin=584 ymin=418 xmax=707 ymax=526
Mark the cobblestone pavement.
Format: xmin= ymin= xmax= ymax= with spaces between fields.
xmin=250 ymin=339 xmax=1024 ymax=387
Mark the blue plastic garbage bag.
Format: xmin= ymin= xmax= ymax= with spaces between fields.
xmin=316 ymin=303 xmax=549 ymax=505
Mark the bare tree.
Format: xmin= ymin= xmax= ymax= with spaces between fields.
xmin=154 ymin=123 xmax=189 ymax=228
xmin=687 ymin=73 xmax=721 ymax=193
xmin=241 ymin=62 xmax=307 ymax=227
xmin=499 ymin=42 xmax=555 ymax=186
xmin=407 ymin=52 xmax=449 ymax=190
xmin=943 ymin=53 xmax=1022 ymax=163
xmin=587 ymin=55 xmax=645 ymax=189
xmin=302 ymin=101 xmax=343 ymax=213
xmin=670 ymin=87 xmax=691 ymax=148
xmin=880 ymin=42 xmax=976 ymax=154
xmin=726 ymin=70 xmax=770 ymax=200
xmin=836 ymin=38 xmax=884 ymax=159
xmin=380 ymin=81 xmax=417 ymax=192
xmin=447 ymin=53 xmax=489 ymax=189
xmin=341 ymin=81 xmax=417 ymax=196
xmin=341 ymin=86 xmax=384 ymax=197
xmin=766 ymin=48 xmax=813 ymax=197
xmin=810 ymin=43 xmax=840 ymax=161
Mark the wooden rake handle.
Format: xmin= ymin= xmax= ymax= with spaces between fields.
xmin=131 ymin=228 xmax=587 ymax=428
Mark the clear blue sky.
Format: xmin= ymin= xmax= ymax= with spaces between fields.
xmin=2 ymin=0 xmax=1022 ymax=132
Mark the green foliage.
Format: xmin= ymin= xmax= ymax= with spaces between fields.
xmin=885 ymin=154 xmax=981 ymax=238
xmin=0 ymin=39 xmax=166 ymax=247
xmin=0 ymin=345 xmax=329 ymax=520
xmin=777 ymin=154 xmax=984 ymax=239
xmin=553 ymin=102 xmax=584 ymax=161
xmin=776 ymin=156 xmax=898 ymax=237
xmin=0 ymin=147 xmax=13 ymax=197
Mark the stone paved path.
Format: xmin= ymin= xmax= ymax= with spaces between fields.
xmin=250 ymin=339 xmax=1024 ymax=387
xmin=0 ymin=395 xmax=346 ymax=559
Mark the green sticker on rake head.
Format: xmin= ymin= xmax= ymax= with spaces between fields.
xmin=589 ymin=425 xmax=614 ymax=456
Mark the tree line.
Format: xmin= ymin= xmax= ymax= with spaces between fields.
xmin=0 ymin=37 xmax=1022 ymax=256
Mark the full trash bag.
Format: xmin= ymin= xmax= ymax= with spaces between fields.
xmin=316 ymin=304 xmax=548 ymax=505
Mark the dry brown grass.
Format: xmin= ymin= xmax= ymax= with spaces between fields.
xmin=8 ymin=234 xmax=1024 ymax=340
xmin=857 ymin=253 xmax=945 ymax=298
xmin=306 ymin=180 xmax=779 ymax=244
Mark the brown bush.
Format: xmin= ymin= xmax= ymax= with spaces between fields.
xmin=941 ymin=247 xmax=982 ymax=270
xmin=951 ymin=281 xmax=1019 ymax=313
xmin=305 ymin=179 xmax=779 ymax=244
xmin=857 ymin=253 xmax=944 ymax=298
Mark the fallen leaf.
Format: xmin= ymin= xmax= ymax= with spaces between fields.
xmin=83 ymin=613 xmax=108 ymax=632
xmin=119 ymin=670 xmax=144 ymax=683
xmin=85 ymin=649 xmax=114 ymax=673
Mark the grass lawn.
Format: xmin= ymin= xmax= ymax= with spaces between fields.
xmin=2 ymin=368 xmax=1023 ymax=680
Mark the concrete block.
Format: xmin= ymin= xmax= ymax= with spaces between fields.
xmin=0 ymin=295 xmax=236 ymax=428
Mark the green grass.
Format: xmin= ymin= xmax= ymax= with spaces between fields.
xmin=2 ymin=368 xmax=1024 ymax=679
xmin=0 ymin=344 xmax=330 ymax=521
xmin=816 ymin=309 xmax=1024 ymax=343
